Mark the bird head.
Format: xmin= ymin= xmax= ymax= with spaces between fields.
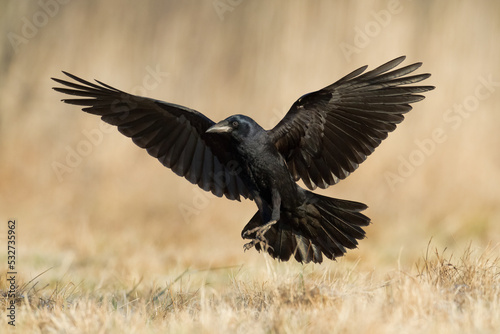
xmin=206 ymin=115 xmax=262 ymax=142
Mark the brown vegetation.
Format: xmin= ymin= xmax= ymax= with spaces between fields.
xmin=1 ymin=1 xmax=499 ymax=332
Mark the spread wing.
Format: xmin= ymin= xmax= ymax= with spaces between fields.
xmin=268 ymin=56 xmax=435 ymax=190
xmin=52 ymin=72 xmax=251 ymax=201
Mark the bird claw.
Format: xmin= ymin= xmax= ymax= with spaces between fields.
xmin=243 ymin=239 xmax=274 ymax=253
xmin=243 ymin=240 xmax=257 ymax=252
xmin=242 ymin=220 xmax=277 ymax=253
xmin=242 ymin=220 xmax=277 ymax=239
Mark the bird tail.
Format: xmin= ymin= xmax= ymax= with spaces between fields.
xmin=241 ymin=191 xmax=370 ymax=263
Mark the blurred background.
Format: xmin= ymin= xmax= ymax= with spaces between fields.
xmin=0 ymin=1 xmax=499 ymax=283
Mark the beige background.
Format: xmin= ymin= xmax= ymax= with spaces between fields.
xmin=1 ymin=1 xmax=499 ymax=279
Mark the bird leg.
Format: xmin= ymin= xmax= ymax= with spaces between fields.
xmin=244 ymin=190 xmax=281 ymax=252
xmin=243 ymin=219 xmax=277 ymax=252
xmin=243 ymin=219 xmax=277 ymax=239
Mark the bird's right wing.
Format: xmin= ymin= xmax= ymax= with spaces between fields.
xmin=52 ymin=72 xmax=251 ymax=201
xmin=268 ymin=56 xmax=434 ymax=190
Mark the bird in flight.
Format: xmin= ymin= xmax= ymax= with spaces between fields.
xmin=52 ymin=56 xmax=434 ymax=263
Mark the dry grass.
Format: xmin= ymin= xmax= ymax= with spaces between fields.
xmin=1 ymin=1 xmax=500 ymax=332
xmin=1 ymin=244 xmax=498 ymax=333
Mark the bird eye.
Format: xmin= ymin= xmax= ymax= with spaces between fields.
xmin=232 ymin=121 xmax=239 ymax=127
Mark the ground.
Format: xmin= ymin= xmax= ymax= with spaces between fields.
xmin=1 ymin=1 xmax=499 ymax=333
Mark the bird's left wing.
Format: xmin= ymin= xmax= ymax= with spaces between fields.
xmin=268 ymin=56 xmax=434 ymax=190
xmin=52 ymin=72 xmax=251 ymax=201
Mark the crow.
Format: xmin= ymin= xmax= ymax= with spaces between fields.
xmin=52 ymin=56 xmax=434 ymax=263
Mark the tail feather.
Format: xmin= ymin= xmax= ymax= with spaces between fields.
xmin=241 ymin=191 xmax=370 ymax=263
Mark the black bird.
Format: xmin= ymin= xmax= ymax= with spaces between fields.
xmin=52 ymin=56 xmax=434 ymax=263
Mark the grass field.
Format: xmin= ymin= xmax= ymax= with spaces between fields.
xmin=1 ymin=243 xmax=499 ymax=333
xmin=1 ymin=1 xmax=499 ymax=333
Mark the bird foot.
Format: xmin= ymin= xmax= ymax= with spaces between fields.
xmin=242 ymin=220 xmax=277 ymax=252
xmin=243 ymin=240 xmax=257 ymax=252
xmin=243 ymin=239 xmax=275 ymax=253
xmin=243 ymin=219 xmax=277 ymax=239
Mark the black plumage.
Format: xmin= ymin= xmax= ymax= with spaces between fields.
xmin=52 ymin=56 xmax=434 ymax=263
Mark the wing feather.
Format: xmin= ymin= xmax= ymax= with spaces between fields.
xmin=268 ymin=56 xmax=434 ymax=189
xmin=52 ymin=73 xmax=251 ymax=200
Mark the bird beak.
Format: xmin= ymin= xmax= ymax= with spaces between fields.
xmin=206 ymin=120 xmax=232 ymax=133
